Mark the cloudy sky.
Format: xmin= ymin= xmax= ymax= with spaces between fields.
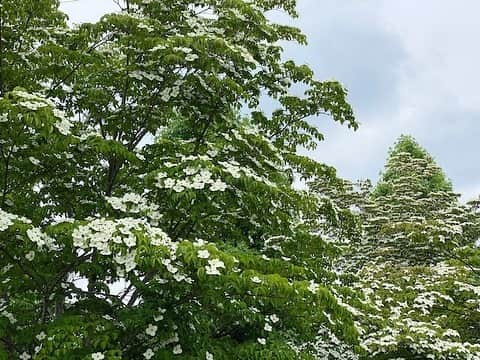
xmin=60 ymin=0 xmax=480 ymax=200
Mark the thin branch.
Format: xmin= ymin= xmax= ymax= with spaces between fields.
xmin=48 ymin=32 xmax=116 ymax=95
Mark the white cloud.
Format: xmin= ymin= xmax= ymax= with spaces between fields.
xmin=294 ymin=0 xmax=479 ymax=197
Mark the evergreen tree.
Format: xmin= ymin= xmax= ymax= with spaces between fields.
xmin=350 ymin=136 xmax=480 ymax=359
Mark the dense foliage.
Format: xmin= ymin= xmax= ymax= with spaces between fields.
xmin=1 ymin=1 xmax=479 ymax=359
xmin=0 ymin=0 xmax=362 ymax=359
xmin=310 ymin=136 xmax=480 ymax=359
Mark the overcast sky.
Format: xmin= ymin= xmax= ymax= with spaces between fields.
xmin=60 ymin=0 xmax=480 ymax=200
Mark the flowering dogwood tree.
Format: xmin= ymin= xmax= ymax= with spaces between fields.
xmin=0 ymin=0 xmax=361 ymax=359
xmin=317 ymin=136 xmax=480 ymax=359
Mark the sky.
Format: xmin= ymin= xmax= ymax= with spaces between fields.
xmin=60 ymin=0 xmax=480 ymax=200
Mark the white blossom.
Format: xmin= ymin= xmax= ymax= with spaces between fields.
xmin=209 ymin=179 xmax=227 ymax=192
xmin=308 ymin=280 xmax=319 ymax=294
xmin=143 ymin=348 xmax=155 ymax=359
xmin=205 ymin=258 xmax=225 ymax=276
xmin=197 ymin=249 xmax=210 ymax=259
xmin=29 ymin=157 xmax=41 ymax=166
xmin=54 ymin=118 xmax=73 ymax=136
xmin=25 ymin=251 xmax=35 ymax=261
xmin=251 ymin=276 xmax=262 ymax=284
xmin=36 ymin=331 xmax=46 ymax=341
xmin=146 ymin=324 xmax=158 ymax=337
xmin=19 ymin=353 xmax=31 ymax=360
xmin=173 ymin=344 xmax=182 ymax=355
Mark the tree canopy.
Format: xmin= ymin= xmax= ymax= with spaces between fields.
xmin=310 ymin=136 xmax=480 ymax=359
xmin=0 ymin=0 xmax=361 ymax=359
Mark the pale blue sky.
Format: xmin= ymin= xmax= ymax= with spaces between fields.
xmin=60 ymin=0 xmax=480 ymax=200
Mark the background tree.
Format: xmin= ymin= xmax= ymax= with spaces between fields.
xmin=343 ymin=136 xmax=480 ymax=359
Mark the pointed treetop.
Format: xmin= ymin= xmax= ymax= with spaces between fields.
xmin=374 ymin=135 xmax=452 ymax=197
xmin=388 ymin=134 xmax=436 ymax=160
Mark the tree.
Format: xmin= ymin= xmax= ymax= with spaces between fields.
xmin=0 ymin=0 xmax=360 ymax=359
xmin=0 ymin=0 xmax=66 ymax=96
xmin=345 ymin=136 xmax=480 ymax=359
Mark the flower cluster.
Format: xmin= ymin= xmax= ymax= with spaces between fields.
xmin=0 ymin=209 xmax=20 ymax=231
xmin=11 ymin=90 xmax=73 ymax=135
xmin=156 ymin=168 xmax=228 ymax=193
xmin=26 ymin=227 xmax=58 ymax=251
xmin=205 ymin=258 xmax=225 ymax=275
xmin=106 ymin=192 xmax=162 ymax=224
xmin=355 ymin=262 xmax=480 ymax=359
xmin=72 ymin=217 xmax=174 ymax=273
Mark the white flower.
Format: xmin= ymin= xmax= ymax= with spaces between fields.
xmin=222 ymin=163 xmax=242 ymax=178
xmin=146 ymin=324 xmax=158 ymax=337
xmin=183 ymin=167 xmax=197 ymax=175
xmin=0 ymin=209 xmax=18 ymax=231
xmin=161 ymin=88 xmax=171 ymax=102
xmin=138 ymin=23 xmax=154 ymax=32
xmin=162 ymin=259 xmax=178 ymax=274
xmin=36 ymin=331 xmax=46 ymax=341
xmin=29 ymin=157 xmax=41 ymax=166
xmin=54 ymin=118 xmax=73 ymax=135
xmin=26 ymin=227 xmax=56 ymax=250
xmin=206 ymin=351 xmax=214 ymax=360
xmin=251 ymin=276 xmax=262 ymax=284
xmin=163 ymin=178 xmax=176 ymax=189
xmin=173 ymin=183 xmax=185 ymax=192
xmin=185 ymin=53 xmax=199 ymax=62
xmin=19 ymin=352 xmax=31 ymax=360
xmin=264 ymin=323 xmax=272 ymax=332
xmin=194 ymin=238 xmax=207 ymax=247
xmin=144 ymin=348 xmax=155 ymax=359
xmin=123 ymin=235 xmax=136 ymax=248
xmin=174 ymin=273 xmax=186 ymax=282
xmin=19 ymin=101 xmax=48 ymax=110
xmin=198 ymin=170 xmax=213 ymax=183
xmin=206 ymin=149 xmax=218 ymax=157
xmin=257 ymin=338 xmax=266 ymax=345
xmin=123 ymin=251 xmax=137 ymax=273
xmin=205 ymin=264 xmax=221 ymax=275
xmin=91 ymin=353 xmax=105 ymax=360
xmin=209 ymin=258 xmax=225 ymax=269
xmin=173 ymin=344 xmax=182 ymax=355
xmin=308 ymin=280 xmax=319 ymax=294
xmin=2 ymin=311 xmax=16 ymax=324
xmin=25 ymin=251 xmax=35 ymax=261
xmin=197 ymin=249 xmax=210 ymax=259
xmin=443 ymin=329 xmax=460 ymax=338
xmin=269 ymin=314 xmax=279 ymax=323
xmin=206 ymin=258 xmax=225 ymax=275
xmin=191 ymin=177 xmax=206 ymax=189
xmin=210 ymin=179 xmax=227 ymax=192
xmin=166 ymin=264 xmax=178 ymax=273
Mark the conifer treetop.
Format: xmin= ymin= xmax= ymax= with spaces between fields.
xmin=374 ymin=135 xmax=452 ymax=198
